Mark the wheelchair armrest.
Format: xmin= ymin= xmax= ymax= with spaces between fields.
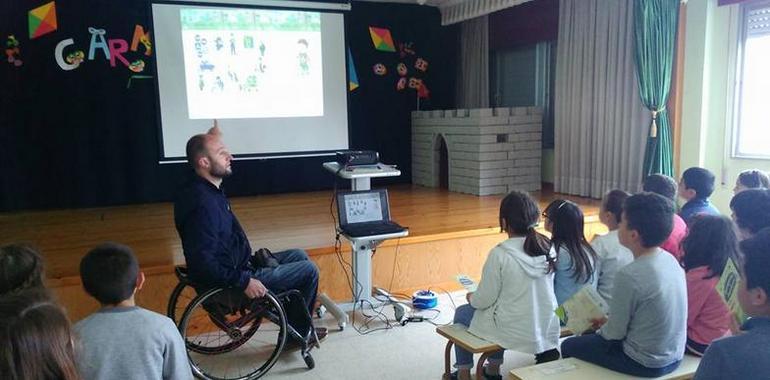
xmin=174 ymin=266 xmax=189 ymax=281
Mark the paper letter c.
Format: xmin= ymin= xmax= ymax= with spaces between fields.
xmin=55 ymin=38 xmax=78 ymax=71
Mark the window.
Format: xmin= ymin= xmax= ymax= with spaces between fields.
xmin=489 ymin=42 xmax=555 ymax=148
xmin=734 ymin=1 xmax=770 ymax=158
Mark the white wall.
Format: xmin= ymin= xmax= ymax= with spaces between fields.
xmin=680 ymin=0 xmax=770 ymax=212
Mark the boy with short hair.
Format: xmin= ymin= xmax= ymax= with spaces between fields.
xmin=561 ymin=193 xmax=687 ymax=377
xmin=643 ymin=174 xmax=688 ymax=260
xmin=75 ymin=243 xmax=192 ymax=380
xmin=694 ymin=229 xmax=770 ymax=379
xmin=679 ymin=167 xmax=720 ymax=225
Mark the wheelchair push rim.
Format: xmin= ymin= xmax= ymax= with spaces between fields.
xmin=180 ymin=288 xmax=288 ymax=380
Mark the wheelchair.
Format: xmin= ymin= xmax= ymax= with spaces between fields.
xmin=168 ymin=266 xmax=317 ymax=380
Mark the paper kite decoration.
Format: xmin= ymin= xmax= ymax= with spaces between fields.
xmin=29 ymin=2 xmax=58 ymax=39
xmin=369 ymin=27 xmax=396 ymax=52
xmin=347 ymin=48 xmax=359 ymax=91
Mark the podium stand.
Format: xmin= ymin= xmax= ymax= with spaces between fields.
xmin=322 ymin=162 xmax=400 ymax=191
xmin=323 ymin=162 xmax=408 ymax=303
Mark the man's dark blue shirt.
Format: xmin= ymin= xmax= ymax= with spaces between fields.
xmin=174 ymin=175 xmax=253 ymax=289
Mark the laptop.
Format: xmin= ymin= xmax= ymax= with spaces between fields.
xmin=336 ymin=189 xmax=406 ymax=237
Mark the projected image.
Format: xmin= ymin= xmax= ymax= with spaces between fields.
xmin=181 ymin=8 xmax=324 ymax=119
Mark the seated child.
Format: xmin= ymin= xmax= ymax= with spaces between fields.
xmin=680 ymin=215 xmax=739 ymax=356
xmin=544 ymin=199 xmax=598 ymax=305
xmin=0 ymin=243 xmax=45 ymax=295
xmin=74 ymin=242 xmax=192 ymax=380
xmin=679 ymin=167 xmax=720 ymax=225
xmin=591 ymin=190 xmax=633 ymax=303
xmin=451 ymin=191 xmax=561 ymax=380
xmin=0 ymin=289 xmax=79 ymax=380
xmin=643 ymin=174 xmax=687 ymax=260
xmin=561 ymin=193 xmax=687 ymax=377
xmin=730 ymin=188 xmax=770 ymax=240
xmin=694 ymin=228 xmax=770 ymax=379
xmin=733 ymin=169 xmax=770 ymax=194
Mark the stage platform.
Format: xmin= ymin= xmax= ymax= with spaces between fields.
xmin=0 ymin=184 xmax=604 ymax=321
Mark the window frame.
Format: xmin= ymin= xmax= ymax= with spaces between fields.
xmin=732 ymin=0 xmax=770 ymax=160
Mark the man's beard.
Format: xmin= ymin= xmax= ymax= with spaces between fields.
xmin=210 ymin=165 xmax=232 ymax=179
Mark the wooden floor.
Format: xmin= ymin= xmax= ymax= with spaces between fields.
xmin=0 ymin=184 xmax=600 ymax=282
xmin=1 ymin=184 xmax=606 ymax=321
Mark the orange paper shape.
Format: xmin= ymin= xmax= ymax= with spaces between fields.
xmin=369 ymin=27 xmax=395 ymax=52
xmin=29 ymin=2 xmax=58 ymax=39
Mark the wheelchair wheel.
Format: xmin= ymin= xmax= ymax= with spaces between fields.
xmin=168 ymin=267 xmax=198 ymax=327
xmin=302 ymin=352 xmax=315 ymax=369
xmin=180 ymin=288 xmax=288 ymax=380
xmin=168 ymin=280 xmax=197 ymax=326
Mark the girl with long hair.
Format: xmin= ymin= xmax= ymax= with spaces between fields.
xmin=450 ymin=191 xmax=560 ymax=380
xmin=544 ymin=199 xmax=598 ymax=305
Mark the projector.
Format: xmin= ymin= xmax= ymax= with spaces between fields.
xmin=336 ymin=150 xmax=379 ymax=167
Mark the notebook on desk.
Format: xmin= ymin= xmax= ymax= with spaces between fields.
xmin=336 ymin=189 xmax=406 ymax=237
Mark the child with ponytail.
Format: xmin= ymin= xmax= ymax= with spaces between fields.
xmin=450 ymin=191 xmax=561 ymax=380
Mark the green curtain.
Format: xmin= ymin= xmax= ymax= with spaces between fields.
xmin=634 ymin=0 xmax=679 ymax=177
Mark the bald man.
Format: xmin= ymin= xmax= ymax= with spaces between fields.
xmin=173 ymin=125 xmax=325 ymax=343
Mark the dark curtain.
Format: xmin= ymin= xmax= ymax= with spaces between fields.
xmin=0 ymin=0 xmax=456 ymax=211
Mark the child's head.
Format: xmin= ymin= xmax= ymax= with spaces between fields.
xmin=600 ymin=190 xmax=630 ymax=229
xmin=679 ymin=167 xmax=716 ymax=201
xmin=544 ymin=200 xmax=584 ymax=237
xmin=80 ymin=242 xmax=143 ymax=305
xmin=544 ymin=199 xmax=596 ymax=282
xmin=643 ymin=174 xmax=678 ymax=201
xmin=0 ymin=244 xmax=45 ymax=296
xmin=738 ymin=228 xmax=770 ymax=317
xmin=499 ymin=190 xmax=553 ymax=268
xmin=499 ymin=190 xmax=540 ymax=235
xmin=0 ymin=289 xmax=79 ymax=380
xmin=729 ymin=189 xmax=770 ymax=240
xmin=681 ymin=215 xmax=739 ymax=278
xmin=620 ymin=193 xmax=674 ymax=251
xmin=735 ymin=169 xmax=770 ymax=195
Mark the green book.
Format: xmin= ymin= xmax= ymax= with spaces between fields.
xmin=715 ymin=258 xmax=748 ymax=326
xmin=555 ymin=285 xmax=608 ymax=335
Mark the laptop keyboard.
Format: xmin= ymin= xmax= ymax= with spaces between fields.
xmin=341 ymin=221 xmax=405 ymax=237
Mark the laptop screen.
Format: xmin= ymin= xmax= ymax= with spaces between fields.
xmin=337 ymin=189 xmax=391 ymax=226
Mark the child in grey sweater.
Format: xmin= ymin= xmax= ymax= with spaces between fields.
xmin=74 ymin=243 xmax=192 ymax=380
xmin=561 ymin=193 xmax=687 ymax=377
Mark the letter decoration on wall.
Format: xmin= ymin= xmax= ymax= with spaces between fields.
xmin=55 ymin=38 xmax=79 ymax=70
xmin=88 ymin=27 xmax=110 ymax=60
xmin=108 ymin=39 xmax=130 ymax=67
xmin=130 ymin=25 xmax=152 ymax=56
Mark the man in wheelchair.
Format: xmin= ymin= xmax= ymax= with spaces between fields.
xmin=174 ymin=124 xmax=327 ymax=347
